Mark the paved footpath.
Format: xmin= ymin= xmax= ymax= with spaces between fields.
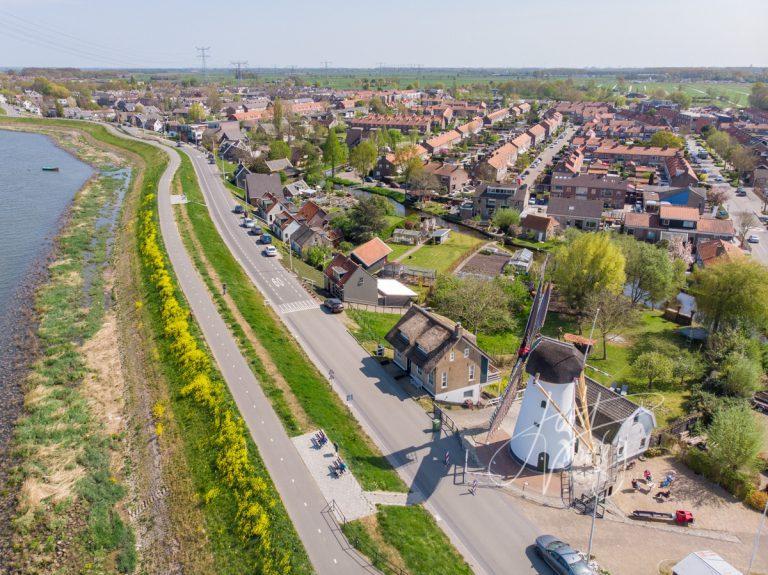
xmin=112 ymin=128 xmax=369 ymax=575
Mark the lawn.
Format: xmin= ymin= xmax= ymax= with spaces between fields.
xmin=175 ymin=152 xmax=406 ymax=492
xmin=541 ymin=310 xmax=695 ymax=428
xmin=341 ymin=506 xmax=473 ymax=575
xmin=385 ymin=241 xmax=415 ymax=261
xmin=400 ymin=231 xmax=484 ymax=274
xmin=347 ymin=309 xmax=400 ymax=354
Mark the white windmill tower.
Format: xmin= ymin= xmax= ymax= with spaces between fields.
xmin=509 ymin=337 xmax=584 ymax=471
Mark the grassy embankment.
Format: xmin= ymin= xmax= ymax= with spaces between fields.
xmin=173 ymin=152 xmax=405 ymax=492
xmin=5 ymin=121 xmax=312 ymax=574
xmin=341 ymin=506 xmax=473 ymax=575
xmin=3 ymin=121 xmax=135 ymax=573
xmin=397 ymin=231 xmax=484 ymax=274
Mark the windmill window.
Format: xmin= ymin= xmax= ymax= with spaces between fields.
xmin=463 ymin=347 xmax=470 ymax=358
xmin=540 ymin=400 xmax=547 ymax=409
xmin=449 ymin=351 xmax=455 ymax=362
xmin=533 ymin=421 xmax=540 ymax=428
xmin=463 ymin=390 xmax=473 ymax=398
xmin=618 ymin=445 xmax=624 ymax=455
xmin=633 ymin=414 xmax=639 ymax=423
xmin=441 ymin=372 xmax=448 ymax=388
xmin=640 ymin=437 xmax=646 ymax=447
xmin=468 ymin=365 xmax=475 ymax=381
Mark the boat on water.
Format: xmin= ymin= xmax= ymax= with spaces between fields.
xmin=42 ymin=166 xmax=59 ymax=172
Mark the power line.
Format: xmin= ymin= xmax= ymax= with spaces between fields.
xmin=321 ymin=60 xmax=331 ymax=86
xmin=196 ymin=47 xmax=211 ymax=79
xmin=231 ymin=61 xmax=248 ymax=81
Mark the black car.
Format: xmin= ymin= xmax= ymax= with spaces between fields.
xmin=233 ymin=204 xmax=245 ymax=214
xmin=323 ymin=298 xmax=344 ymax=313
xmin=535 ymin=535 xmax=594 ymax=575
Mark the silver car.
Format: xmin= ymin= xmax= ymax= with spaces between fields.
xmin=535 ymin=535 xmax=595 ymax=575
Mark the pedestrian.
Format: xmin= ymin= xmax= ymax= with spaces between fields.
xmin=333 ymin=442 xmax=338 ymax=454
xmin=444 ymin=450 xmax=451 ymax=467
xmin=328 ymin=369 xmax=335 ymax=381
xmin=469 ymin=479 xmax=478 ymax=496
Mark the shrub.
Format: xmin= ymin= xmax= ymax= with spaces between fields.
xmin=643 ymin=446 xmax=665 ymax=458
xmin=746 ymin=489 xmax=768 ymax=512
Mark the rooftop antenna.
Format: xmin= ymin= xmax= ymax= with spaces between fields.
xmin=196 ymin=46 xmax=210 ymax=80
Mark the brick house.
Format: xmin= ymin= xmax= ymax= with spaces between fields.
xmin=323 ymin=254 xmax=378 ymax=304
xmin=423 ymin=162 xmax=470 ymax=192
xmin=623 ymin=205 xmax=736 ymax=244
xmin=547 ymin=197 xmax=604 ymax=230
xmin=473 ymin=183 xmax=528 ymax=219
xmin=385 ymin=305 xmax=501 ymax=404
xmin=521 ymin=214 xmax=560 ymax=241
xmin=550 ymin=173 xmax=631 ymax=209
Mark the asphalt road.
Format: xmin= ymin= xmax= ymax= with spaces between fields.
xmin=521 ymin=125 xmax=578 ymax=192
xmin=183 ymin=146 xmax=550 ymax=575
xmin=113 ymin=129 xmax=370 ymax=575
xmin=686 ymin=136 xmax=768 ymax=264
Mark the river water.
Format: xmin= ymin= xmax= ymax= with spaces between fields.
xmin=0 ymin=129 xmax=92 ymax=555
xmin=0 ymin=129 xmax=93 ymax=313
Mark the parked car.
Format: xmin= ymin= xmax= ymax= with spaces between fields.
xmin=249 ymin=226 xmax=262 ymax=236
xmin=323 ymin=298 xmax=344 ymax=313
xmin=263 ymin=245 xmax=278 ymax=257
xmin=243 ymin=218 xmax=256 ymax=229
xmin=748 ymin=234 xmax=760 ymax=244
xmin=535 ymin=535 xmax=595 ymax=575
xmin=233 ymin=204 xmax=245 ymax=214
xmin=736 ymin=188 xmax=747 ymax=197
xmin=260 ymin=233 xmax=272 ymax=244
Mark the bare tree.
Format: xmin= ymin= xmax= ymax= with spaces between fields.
xmin=707 ymin=186 xmax=730 ymax=208
xmin=736 ymin=211 xmax=759 ymax=246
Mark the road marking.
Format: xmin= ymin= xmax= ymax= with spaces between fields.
xmin=277 ymin=300 xmax=317 ymax=314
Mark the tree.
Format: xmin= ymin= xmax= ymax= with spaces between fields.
xmin=268 ymin=139 xmax=291 ymax=160
xmin=730 ymin=145 xmax=757 ymax=174
xmin=692 ymin=260 xmax=768 ymax=332
xmin=492 ymin=208 xmax=521 ymax=235
xmin=706 ymin=186 xmax=730 ymax=208
xmin=648 ymin=130 xmax=684 ymax=149
xmin=304 ymin=245 xmax=331 ymax=269
xmin=707 ymin=405 xmax=764 ymax=474
xmin=349 ymin=139 xmax=378 ymax=176
xmin=669 ymin=90 xmax=693 ymax=109
xmin=272 ymin=98 xmax=284 ymax=137
xmin=735 ymin=211 xmax=759 ymax=247
xmin=720 ymin=353 xmax=763 ymax=398
xmin=632 ymin=351 xmax=674 ymax=389
xmin=333 ymin=196 xmax=389 ymax=243
xmin=583 ymin=290 xmax=639 ymax=359
xmin=666 ymin=235 xmax=694 ymax=267
xmin=706 ymin=129 xmax=734 ymax=160
xmin=206 ymin=89 xmax=222 ymax=114
xmin=749 ymin=82 xmax=768 ymax=110
xmin=322 ymin=128 xmax=348 ymax=177
xmin=429 ymin=276 xmax=516 ymax=335
xmin=672 ymin=349 xmax=705 ymax=387
xmin=619 ymin=238 xmax=683 ymax=305
xmin=187 ymin=102 xmax=206 ymax=123
xmin=553 ymin=233 xmax=626 ymax=312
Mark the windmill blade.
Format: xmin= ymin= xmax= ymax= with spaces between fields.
xmin=487 ymin=356 xmax=525 ymax=440
xmin=520 ymin=255 xmax=551 ymax=351
xmin=530 ymin=282 xmax=552 ymax=341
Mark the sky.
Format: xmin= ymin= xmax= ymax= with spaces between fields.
xmin=0 ymin=0 xmax=766 ymax=69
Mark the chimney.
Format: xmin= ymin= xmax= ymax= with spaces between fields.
xmin=454 ymin=322 xmax=462 ymax=338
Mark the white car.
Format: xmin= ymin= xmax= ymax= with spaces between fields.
xmin=263 ymin=245 xmax=278 ymax=257
xmin=243 ymin=218 xmax=256 ymax=228
xmin=747 ymin=235 xmax=760 ymax=244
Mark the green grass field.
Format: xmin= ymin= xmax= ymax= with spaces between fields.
xmin=175 ymin=152 xmax=406 ymax=492
xmin=400 ymin=231 xmax=484 ymax=274
xmin=341 ymin=506 xmax=473 ymax=575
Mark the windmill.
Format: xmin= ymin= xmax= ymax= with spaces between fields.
xmin=486 ymin=257 xmax=553 ymax=441
xmin=487 ymin=257 xmax=599 ymax=471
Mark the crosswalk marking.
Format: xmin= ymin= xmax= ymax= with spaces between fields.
xmin=277 ymin=299 xmax=317 ymax=314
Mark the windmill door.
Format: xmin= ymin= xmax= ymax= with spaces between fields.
xmin=537 ymin=451 xmax=549 ymax=472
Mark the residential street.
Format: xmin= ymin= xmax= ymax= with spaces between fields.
xmin=521 ymin=124 xmax=577 ymax=192
xmin=686 ymin=136 xmax=768 ymax=264
xmin=182 ymin=146 xmax=551 ymax=575
xmin=114 ymin=128 xmax=370 ymax=575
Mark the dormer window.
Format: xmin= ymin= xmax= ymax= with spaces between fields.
xmin=398 ymin=331 xmax=409 ymax=344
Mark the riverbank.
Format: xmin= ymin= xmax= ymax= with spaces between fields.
xmin=0 ymin=122 xmax=137 ymax=573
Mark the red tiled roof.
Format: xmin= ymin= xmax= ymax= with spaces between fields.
xmin=659 ymin=206 xmax=700 ymax=221
xmin=350 ymin=237 xmax=392 ymax=267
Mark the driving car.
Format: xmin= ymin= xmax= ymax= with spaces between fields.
xmin=233 ymin=204 xmax=245 ymax=214
xmin=323 ymin=298 xmax=344 ymax=313
xmin=243 ymin=218 xmax=256 ymax=228
xmin=748 ymin=235 xmax=760 ymax=244
xmin=260 ymin=233 xmax=272 ymax=244
xmin=263 ymin=245 xmax=278 ymax=257
xmin=535 ymin=535 xmax=595 ymax=575
xmin=249 ymin=226 xmax=263 ymax=236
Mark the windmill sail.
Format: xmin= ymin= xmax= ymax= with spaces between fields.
xmin=487 ymin=257 xmax=552 ymax=439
